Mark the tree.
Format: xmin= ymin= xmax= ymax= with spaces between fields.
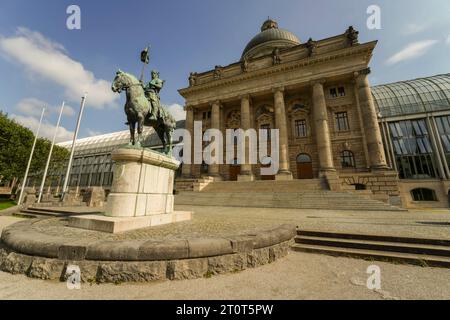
xmin=0 ymin=112 xmax=70 ymax=191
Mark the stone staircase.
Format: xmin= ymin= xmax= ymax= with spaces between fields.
xmin=15 ymin=206 xmax=102 ymax=219
xmin=292 ymin=230 xmax=450 ymax=268
xmin=174 ymin=179 xmax=405 ymax=211
xmin=175 ymin=177 xmax=216 ymax=193
xmin=198 ymin=179 xmax=326 ymax=193
xmin=175 ymin=191 xmax=403 ymax=211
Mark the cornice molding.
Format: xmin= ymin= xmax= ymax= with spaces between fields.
xmin=178 ymin=42 xmax=376 ymax=97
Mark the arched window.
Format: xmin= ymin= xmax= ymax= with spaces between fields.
xmin=341 ymin=150 xmax=355 ymax=168
xmin=411 ymin=188 xmax=437 ymax=201
xmin=297 ymin=153 xmax=312 ymax=163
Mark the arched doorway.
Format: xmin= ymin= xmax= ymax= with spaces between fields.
xmin=229 ymin=159 xmax=241 ymax=181
xmin=296 ymin=153 xmax=313 ymax=179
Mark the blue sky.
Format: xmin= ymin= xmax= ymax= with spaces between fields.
xmin=0 ymin=0 xmax=449 ymax=142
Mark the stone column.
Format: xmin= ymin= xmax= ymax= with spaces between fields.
xmin=208 ymin=100 xmax=221 ymax=179
xmin=273 ymin=87 xmax=293 ymax=180
xmin=238 ymin=94 xmax=255 ymax=181
xmin=182 ymin=105 xmax=194 ymax=177
xmin=311 ymin=80 xmax=335 ymax=172
xmin=355 ymin=68 xmax=388 ymax=170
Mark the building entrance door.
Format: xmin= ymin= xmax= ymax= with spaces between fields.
xmin=229 ymin=159 xmax=241 ymax=181
xmin=229 ymin=165 xmax=241 ymax=181
xmin=297 ymin=154 xmax=313 ymax=179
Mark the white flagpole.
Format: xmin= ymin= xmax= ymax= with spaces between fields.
xmin=17 ymin=106 xmax=46 ymax=206
xmin=61 ymin=94 xmax=87 ymax=201
xmin=37 ymin=101 xmax=65 ymax=203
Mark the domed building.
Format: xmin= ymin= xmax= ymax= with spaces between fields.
xmin=179 ymin=19 xmax=393 ymax=192
xmin=177 ymin=19 xmax=450 ymax=209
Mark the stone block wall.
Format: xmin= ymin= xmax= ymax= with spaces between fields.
xmin=338 ymin=171 xmax=401 ymax=206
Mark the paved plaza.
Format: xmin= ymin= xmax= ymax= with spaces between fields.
xmin=1 ymin=206 xmax=450 ymax=299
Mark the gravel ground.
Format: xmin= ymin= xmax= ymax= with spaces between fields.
xmin=1 ymin=208 xmax=450 ymax=300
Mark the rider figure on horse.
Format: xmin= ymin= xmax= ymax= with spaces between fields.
xmin=142 ymin=70 xmax=165 ymax=120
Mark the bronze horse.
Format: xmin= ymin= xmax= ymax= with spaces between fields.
xmin=111 ymin=70 xmax=176 ymax=153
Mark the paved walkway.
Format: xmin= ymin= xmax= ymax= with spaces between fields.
xmin=23 ymin=205 xmax=450 ymax=241
xmin=175 ymin=205 xmax=450 ymax=240
xmin=1 ymin=207 xmax=450 ymax=299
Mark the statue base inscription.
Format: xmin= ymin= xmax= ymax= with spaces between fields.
xmin=69 ymin=147 xmax=192 ymax=233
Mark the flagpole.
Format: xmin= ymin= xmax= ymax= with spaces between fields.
xmin=61 ymin=94 xmax=87 ymax=201
xmin=139 ymin=63 xmax=146 ymax=83
xmin=37 ymin=101 xmax=65 ymax=203
xmin=17 ymin=106 xmax=46 ymax=206
xmin=139 ymin=45 xmax=150 ymax=82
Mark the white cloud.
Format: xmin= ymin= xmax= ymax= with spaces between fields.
xmin=61 ymin=104 xmax=75 ymax=117
xmin=402 ymin=23 xmax=427 ymax=35
xmin=164 ymin=103 xmax=185 ymax=121
xmin=386 ymin=40 xmax=439 ymax=65
xmin=10 ymin=113 xmax=74 ymax=142
xmin=16 ymin=98 xmax=46 ymax=117
xmin=446 ymin=35 xmax=450 ymax=45
xmin=15 ymin=98 xmax=75 ymax=117
xmin=0 ymin=27 xmax=118 ymax=108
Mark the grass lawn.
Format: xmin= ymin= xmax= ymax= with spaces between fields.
xmin=0 ymin=199 xmax=16 ymax=211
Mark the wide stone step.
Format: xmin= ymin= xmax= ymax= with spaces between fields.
xmin=15 ymin=207 xmax=103 ymax=219
xmin=174 ymin=192 xmax=404 ymax=211
xmin=200 ymin=180 xmax=325 ymax=193
xmin=291 ymin=243 xmax=450 ymax=268
xmin=295 ymin=235 xmax=450 ymax=257
xmin=15 ymin=209 xmax=69 ymax=219
xmin=297 ymin=230 xmax=450 ymax=246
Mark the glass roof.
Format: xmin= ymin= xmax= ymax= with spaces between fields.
xmin=57 ymin=120 xmax=185 ymax=156
xmin=372 ymin=73 xmax=450 ymax=118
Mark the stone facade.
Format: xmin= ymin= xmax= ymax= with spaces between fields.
xmin=178 ymin=20 xmax=399 ymax=202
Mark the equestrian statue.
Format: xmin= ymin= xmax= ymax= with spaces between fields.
xmin=111 ymin=48 xmax=176 ymax=154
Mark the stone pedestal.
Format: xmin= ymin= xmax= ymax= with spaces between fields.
xmin=69 ymin=147 xmax=192 ymax=233
xmin=23 ymin=188 xmax=36 ymax=205
xmin=82 ymin=187 xmax=105 ymax=208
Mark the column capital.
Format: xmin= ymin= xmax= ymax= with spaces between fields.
xmin=272 ymin=86 xmax=285 ymax=94
xmin=184 ymin=105 xmax=194 ymax=112
xmin=310 ymin=78 xmax=327 ymax=87
xmin=209 ymin=100 xmax=221 ymax=108
xmin=354 ymin=67 xmax=371 ymax=78
xmin=239 ymin=93 xmax=251 ymax=101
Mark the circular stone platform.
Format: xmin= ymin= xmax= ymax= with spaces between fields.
xmin=0 ymin=218 xmax=295 ymax=283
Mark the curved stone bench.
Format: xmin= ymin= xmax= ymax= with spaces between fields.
xmin=0 ymin=219 xmax=296 ymax=283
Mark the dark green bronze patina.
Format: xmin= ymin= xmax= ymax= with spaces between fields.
xmin=111 ymin=69 xmax=176 ymax=154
